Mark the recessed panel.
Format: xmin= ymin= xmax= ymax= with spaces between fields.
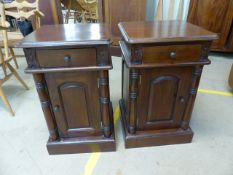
xmin=147 ymin=76 xmax=179 ymax=123
xmin=59 ymin=82 xmax=90 ymax=129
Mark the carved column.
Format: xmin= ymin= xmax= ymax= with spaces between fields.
xmin=99 ymin=70 xmax=111 ymax=138
xmin=23 ymin=48 xmax=38 ymax=69
xmin=128 ymin=69 xmax=139 ymax=134
xmin=97 ymin=45 xmax=110 ymax=66
xmin=131 ymin=46 xmax=143 ymax=64
xmin=33 ymin=74 xmax=59 ymax=141
xmin=200 ymin=42 xmax=211 ymax=61
xmin=182 ymin=66 xmax=203 ymax=130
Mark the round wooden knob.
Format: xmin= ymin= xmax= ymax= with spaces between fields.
xmin=170 ymin=51 xmax=176 ymax=59
xmin=179 ymin=97 xmax=185 ymax=103
xmin=64 ymin=55 xmax=71 ymax=62
xmin=53 ymin=105 xmax=60 ymax=112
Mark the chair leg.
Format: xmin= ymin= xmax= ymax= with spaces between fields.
xmin=82 ymin=11 xmax=86 ymax=23
xmin=65 ymin=11 xmax=69 ymax=23
xmin=7 ymin=63 xmax=29 ymax=90
xmin=65 ymin=0 xmax=72 ymax=24
xmin=0 ymin=48 xmax=7 ymax=76
xmin=9 ymin=48 xmax=19 ymax=69
xmin=0 ymin=86 xmax=15 ymax=116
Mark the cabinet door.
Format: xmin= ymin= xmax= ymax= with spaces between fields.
xmin=45 ymin=71 xmax=101 ymax=138
xmin=137 ymin=67 xmax=194 ymax=130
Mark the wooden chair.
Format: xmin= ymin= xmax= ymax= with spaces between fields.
xmin=0 ymin=0 xmax=44 ymax=69
xmin=0 ymin=1 xmax=44 ymax=116
xmin=61 ymin=0 xmax=85 ymax=23
xmin=77 ymin=0 xmax=98 ymax=22
xmin=0 ymin=22 xmax=29 ymax=116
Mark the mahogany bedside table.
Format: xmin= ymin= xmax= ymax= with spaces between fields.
xmin=17 ymin=24 xmax=116 ymax=154
xmin=118 ymin=21 xmax=218 ymax=148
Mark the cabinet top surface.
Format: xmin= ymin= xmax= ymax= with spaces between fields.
xmin=118 ymin=21 xmax=218 ymax=44
xmin=16 ymin=23 xmax=111 ymax=48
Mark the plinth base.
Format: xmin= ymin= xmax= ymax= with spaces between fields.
xmin=47 ymin=134 xmax=116 ymax=154
xmin=47 ymin=101 xmax=116 ymax=154
xmin=119 ymin=99 xmax=193 ymax=149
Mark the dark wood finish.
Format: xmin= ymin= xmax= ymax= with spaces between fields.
xmin=142 ymin=45 xmax=202 ymax=64
xmin=137 ymin=67 xmax=194 ymax=131
xmin=47 ymin=133 xmax=115 ymax=154
xmin=118 ymin=21 xmax=218 ymax=44
xmin=33 ymin=73 xmax=59 ymax=141
xmin=119 ymin=41 xmax=211 ymax=68
xmin=120 ymin=100 xmax=194 ymax=148
xmin=103 ymin=0 xmax=147 ymax=42
xmin=119 ymin=21 xmax=217 ymax=148
xmin=18 ymin=24 xmax=115 ymax=154
xmin=110 ymin=45 xmax=122 ymax=57
xmin=188 ymin=0 xmax=233 ymax=52
xmin=99 ymin=0 xmax=147 ymax=56
xmin=16 ymin=24 xmax=111 ymax=48
xmin=227 ymin=27 xmax=233 ymax=50
xmin=24 ymin=65 xmax=112 ymax=74
xmin=28 ymin=0 xmax=63 ymax=25
xmin=37 ymin=48 xmax=97 ymax=68
xmin=45 ymin=71 xmax=102 ymax=138
xmin=229 ymin=64 xmax=233 ymax=89
xmin=97 ymin=0 xmax=104 ymax=22
xmin=99 ymin=70 xmax=112 ymax=137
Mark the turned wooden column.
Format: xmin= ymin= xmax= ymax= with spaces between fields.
xmin=182 ymin=43 xmax=211 ymax=130
xmin=128 ymin=69 xmax=139 ymax=134
xmin=99 ymin=70 xmax=111 ymax=137
xmin=181 ymin=65 xmax=203 ymax=130
xmin=33 ymin=74 xmax=59 ymax=141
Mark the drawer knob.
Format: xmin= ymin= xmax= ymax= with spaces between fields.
xmin=170 ymin=51 xmax=176 ymax=59
xmin=64 ymin=55 xmax=71 ymax=63
xmin=179 ymin=97 xmax=185 ymax=103
xmin=53 ymin=105 xmax=60 ymax=112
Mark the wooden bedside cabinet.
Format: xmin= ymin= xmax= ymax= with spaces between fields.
xmin=118 ymin=21 xmax=218 ymax=148
xmin=17 ymin=24 xmax=116 ymax=154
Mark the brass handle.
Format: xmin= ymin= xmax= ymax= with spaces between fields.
xmin=170 ymin=51 xmax=176 ymax=59
xmin=64 ymin=55 xmax=71 ymax=63
xmin=53 ymin=105 xmax=60 ymax=112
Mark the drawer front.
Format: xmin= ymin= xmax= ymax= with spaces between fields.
xmin=37 ymin=48 xmax=97 ymax=68
xmin=143 ymin=44 xmax=202 ymax=64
